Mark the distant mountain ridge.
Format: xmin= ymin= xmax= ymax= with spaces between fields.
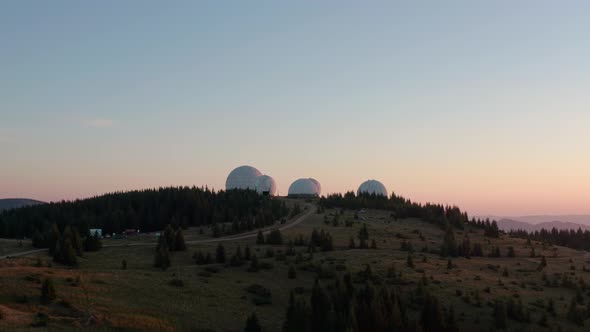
xmin=478 ymin=215 xmax=590 ymax=226
xmin=496 ymin=218 xmax=590 ymax=232
xmin=0 ymin=198 xmax=45 ymax=212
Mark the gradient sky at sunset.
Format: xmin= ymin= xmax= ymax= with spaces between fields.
xmin=1 ymin=1 xmax=589 ymax=216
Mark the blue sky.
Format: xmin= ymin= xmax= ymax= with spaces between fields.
xmin=1 ymin=1 xmax=589 ymax=215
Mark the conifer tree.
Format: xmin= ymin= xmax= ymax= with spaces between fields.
xmin=310 ymin=280 xmax=331 ymax=332
xmin=56 ymin=238 xmax=78 ymax=267
xmin=407 ymin=255 xmax=414 ymax=269
xmin=493 ymin=300 xmax=508 ymax=329
xmin=348 ymin=236 xmax=356 ymax=249
xmin=40 ymin=278 xmax=56 ymax=304
xmin=358 ymin=224 xmax=369 ymax=242
xmin=174 ymin=229 xmax=186 ymax=251
xmin=256 ymin=230 xmax=265 ymax=245
xmin=154 ymin=240 xmax=171 ymax=270
xmin=49 ymin=223 xmax=61 ymax=256
xmin=507 ymin=246 xmax=516 ymax=258
xmin=216 ymin=243 xmax=226 ymax=263
xmin=84 ymin=232 xmax=102 ymax=251
xmin=440 ymin=225 xmax=457 ymax=257
xmin=244 ymin=313 xmax=262 ymax=332
xmin=245 ymin=245 xmax=252 ymax=260
xmin=288 ymin=265 xmax=296 ymax=279
xmin=249 ymin=254 xmax=259 ymax=272
xmin=283 ymin=292 xmax=310 ymax=332
xmin=72 ymin=227 xmax=83 ymax=256
xmin=567 ymin=296 xmax=584 ymax=326
xmin=446 ymin=305 xmax=459 ymax=332
xmin=164 ymin=224 xmax=176 ymax=249
xmin=421 ymin=292 xmax=445 ymax=332
xmin=538 ymin=255 xmax=547 ymax=271
xmin=547 ymin=298 xmax=556 ymax=316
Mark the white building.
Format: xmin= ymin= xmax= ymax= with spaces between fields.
xmin=255 ymin=175 xmax=277 ymax=196
xmin=357 ymin=180 xmax=388 ymax=197
xmin=89 ymin=229 xmax=103 ymax=237
xmin=225 ymin=165 xmax=262 ymax=190
xmin=288 ymin=178 xmax=321 ymax=197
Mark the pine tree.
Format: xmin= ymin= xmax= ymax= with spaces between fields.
xmin=288 ymin=265 xmax=297 ymax=279
xmin=40 ymin=278 xmax=56 ymax=304
xmin=440 ymin=225 xmax=457 ymax=257
xmin=538 ymin=313 xmax=548 ymax=327
xmin=493 ymin=300 xmax=508 ymax=329
xmin=245 ymin=245 xmax=252 ymax=260
xmin=567 ymin=296 xmax=584 ymax=326
xmin=48 ymin=223 xmax=61 ymax=256
xmin=154 ymin=242 xmax=171 ymax=270
xmin=507 ymin=246 xmax=516 ymax=257
xmin=348 ymin=236 xmax=356 ymax=249
xmin=216 ymin=243 xmax=226 ymax=263
xmin=72 ymin=227 xmax=83 ymax=256
xmin=283 ymin=292 xmax=310 ymax=332
xmin=249 ymin=255 xmax=259 ymax=272
xmin=310 ymin=280 xmax=331 ymax=332
xmin=538 ymin=255 xmax=547 ymax=271
xmin=471 ymin=243 xmax=483 ymax=257
xmin=421 ymin=292 xmax=445 ymax=332
xmin=256 ymin=230 xmax=265 ymax=245
xmin=358 ymin=224 xmax=369 ymax=242
xmin=244 ymin=313 xmax=262 ymax=332
xmin=407 ymin=254 xmax=414 ymax=268
xmin=547 ymin=298 xmax=556 ymax=316
xmin=446 ymin=305 xmax=459 ymax=332
xmin=58 ymin=238 xmax=78 ymax=267
xmin=174 ymin=229 xmax=186 ymax=251
xmin=84 ymin=232 xmax=102 ymax=251
xmin=164 ymin=224 xmax=175 ymax=249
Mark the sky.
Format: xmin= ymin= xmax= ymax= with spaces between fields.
xmin=1 ymin=1 xmax=589 ymax=216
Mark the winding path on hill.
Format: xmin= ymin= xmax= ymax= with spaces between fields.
xmin=0 ymin=202 xmax=315 ymax=259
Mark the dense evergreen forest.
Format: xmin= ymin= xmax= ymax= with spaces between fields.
xmin=509 ymin=228 xmax=590 ymax=252
xmin=319 ymin=192 xmax=471 ymax=230
xmin=0 ymin=187 xmax=290 ymax=239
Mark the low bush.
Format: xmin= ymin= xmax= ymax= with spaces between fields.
xmin=169 ymin=279 xmax=184 ymax=287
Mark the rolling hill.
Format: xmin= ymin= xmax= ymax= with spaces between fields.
xmin=0 ymin=198 xmax=44 ymax=212
xmin=497 ymin=218 xmax=590 ymax=232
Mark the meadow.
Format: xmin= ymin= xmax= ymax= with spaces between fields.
xmin=1 ymin=203 xmax=589 ymax=331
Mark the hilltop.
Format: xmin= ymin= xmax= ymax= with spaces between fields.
xmin=0 ymin=198 xmax=44 ymax=212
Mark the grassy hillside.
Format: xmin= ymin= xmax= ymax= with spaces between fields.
xmin=1 ymin=204 xmax=589 ymax=331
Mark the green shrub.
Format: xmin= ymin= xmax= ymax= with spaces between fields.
xmin=169 ymin=279 xmax=184 ymax=287
xmin=31 ymin=313 xmax=48 ymax=327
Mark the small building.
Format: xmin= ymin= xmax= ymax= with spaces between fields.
xmin=89 ymin=229 xmax=103 ymax=237
xmin=124 ymin=229 xmax=138 ymax=236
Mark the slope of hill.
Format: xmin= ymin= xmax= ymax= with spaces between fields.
xmin=1 ymin=204 xmax=589 ymax=331
xmin=0 ymin=198 xmax=44 ymax=212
